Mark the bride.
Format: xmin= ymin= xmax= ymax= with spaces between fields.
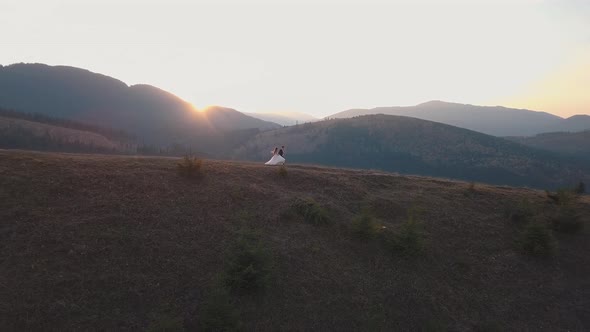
xmin=265 ymin=147 xmax=285 ymax=165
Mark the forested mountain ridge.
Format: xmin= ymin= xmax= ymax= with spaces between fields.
xmin=246 ymin=111 xmax=319 ymax=126
xmin=233 ymin=114 xmax=590 ymax=189
xmin=0 ymin=113 xmax=135 ymax=154
xmin=507 ymin=130 xmax=590 ymax=160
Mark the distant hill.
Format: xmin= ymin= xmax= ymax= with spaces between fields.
xmin=0 ymin=63 xmax=280 ymax=146
xmin=328 ymin=101 xmax=590 ymax=136
xmin=507 ymin=130 xmax=590 ymax=160
xmin=233 ymin=114 xmax=590 ymax=188
xmin=0 ymin=110 xmax=135 ymax=154
xmin=549 ymin=115 xmax=590 ymax=133
xmin=246 ymin=111 xmax=318 ymax=126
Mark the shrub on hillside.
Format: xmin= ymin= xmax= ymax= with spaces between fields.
xmin=292 ymin=198 xmax=329 ymax=225
xmin=351 ymin=211 xmax=380 ymax=240
xmin=393 ymin=217 xmax=424 ymax=255
xmin=545 ymin=188 xmax=576 ymax=206
xmin=551 ymin=206 xmax=583 ymax=233
xmin=520 ymin=222 xmax=556 ymax=257
xmin=556 ymin=188 xmax=577 ymax=205
xmin=504 ymin=198 xmax=535 ymax=223
xmin=463 ymin=182 xmax=477 ymax=197
xmin=385 ymin=208 xmax=425 ymax=255
xmin=278 ymin=165 xmax=288 ymax=178
xmin=223 ymin=230 xmax=272 ymax=294
xmin=199 ymin=289 xmax=240 ymax=331
xmin=177 ymin=155 xmax=203 ymax=178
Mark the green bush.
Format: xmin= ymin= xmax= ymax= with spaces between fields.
xmin=351 ymin=212 xmax=379 ymax=240
xmin=546 ymin=188 xmax=577 ymax=206
xmin=504 ymin=198 xmax=534 ymax=223
xmin=223 ymin=230 xmax=272 ymax=294
xmin=199 ymin=289 xmax=240 ymax=332
xmin=278 ymin=165 xmax=288 ymax=178
xmin=386 ymin=208 xmax=424 ymax=255
xmin=293 ymin=198 xmax=329 ymax=225
xmin=556 ymin=189 xmax=576 ymax=206
xmin=551 ymin=206 xmax=583 ymax=233
xmin=463 ymin=182 xmax=477 ymax=197
xmin=521 ymin=222 xmax=556 ymax=257
xmin=177 ymin=155 xmax=203 ymax=178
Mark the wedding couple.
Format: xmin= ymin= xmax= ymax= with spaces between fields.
xmin=265 ymin=145 xmax=286 ymax=165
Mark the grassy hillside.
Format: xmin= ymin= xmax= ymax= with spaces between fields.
xmin=233 ymin=115 xmax=590 ymax=189
xmin=328 ymin=101 xmax=590 ymax=136
xmin=1 ymin=150 xmax=589 ymax=330
xmin=507 ymin=131 xmax=590 ymax=160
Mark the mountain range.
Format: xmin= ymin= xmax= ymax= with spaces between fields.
xmin=246 ymin=111 xmax=318 ymax=126
xmin=0 ymin=63 xmax=279 ymax=147
xmin=328 ymin=101 xmax=590 ymax=136
xmin=233 ymin=115 xmax=590 ymax=188
xmin=2 ymin=62 xmax=590 ymax=188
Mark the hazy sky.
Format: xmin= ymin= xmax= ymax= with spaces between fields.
xmin=1 ymin=0 xmax=589 ymax=117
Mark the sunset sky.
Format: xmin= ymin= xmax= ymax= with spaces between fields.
xmin=1 ymin=0 xmax=589 ymax=117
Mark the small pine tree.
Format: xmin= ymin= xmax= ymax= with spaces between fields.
xmin=556 ymin=188 xmax=576 ymax=206
xmin=177 ymin=155 xmax=203 ymax=178
xmin=464 ymin=182 xmax=477 ymax=197
xmin=223 ymin=230 xmax=272 ymax=293
xmin=278 ymin=165 xmax=288 ymax=177
xmin=395 ymin=214 xmax=424 ymax=255
xmin=293 ymin=198 xmax=329 ymax=225
xmin=351 ymin=212 xmax=379 ymax=240
xmin=386 ymin=208 xmax=425 ymax=255
xmin=521 ymin=222 xmax=556 ymax=257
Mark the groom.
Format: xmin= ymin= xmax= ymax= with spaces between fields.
xmin=278 ymin=145 xmax=285 ymax=157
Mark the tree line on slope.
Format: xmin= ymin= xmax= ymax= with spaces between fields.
xmin=0 ymin=108 xmax=135 ymax=141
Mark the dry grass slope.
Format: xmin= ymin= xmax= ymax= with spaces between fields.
xmin=0 ymin=116 xmax=131 ymax=151
xmin=1 ymin=150 xmax=589 ymax=331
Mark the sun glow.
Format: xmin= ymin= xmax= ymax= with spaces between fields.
xmin=192 ymin=105 xmax=217 ymax=113
xmin=191 ymin=105 xmax=219 ymax=114
xmin=501 ymin=47 xmax=590 ymax=118
xmin=188 ymin=103 xmax=201 ymax=112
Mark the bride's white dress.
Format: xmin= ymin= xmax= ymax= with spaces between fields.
xmin=265 ymin=153 xmax=285 ymax=165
